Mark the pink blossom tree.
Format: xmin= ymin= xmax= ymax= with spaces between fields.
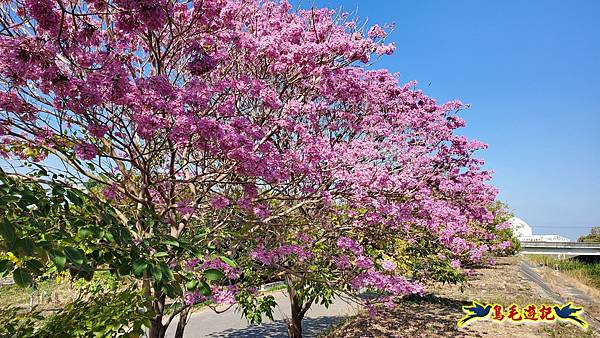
xmin=212 ymin=66 xmax=504 ymax=336
xmin=0 ymin=1 xmax=503 ymax=337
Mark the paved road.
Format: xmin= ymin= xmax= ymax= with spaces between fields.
xmin=165 ymin=290 xmax=361 ymax=338
xmin=519 ymin=261 xmax=565 ymax=302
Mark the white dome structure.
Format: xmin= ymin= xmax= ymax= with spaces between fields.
xmin=508 ymin=216 xmax=572 ymax=242
xmin=508 ymin=217 xmax=533 ymax=237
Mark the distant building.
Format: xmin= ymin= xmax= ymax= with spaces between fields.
xmin=508 ymin=217 xmax=533 ymax=237
xmin=508 ymin=217 xmax=571 ymax=242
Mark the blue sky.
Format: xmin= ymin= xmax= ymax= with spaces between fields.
xmin=293 ymin=0 xmax=600 ymax=240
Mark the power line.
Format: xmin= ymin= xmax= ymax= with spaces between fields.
xmin=531 ymin=225 xmax=597 ymax=228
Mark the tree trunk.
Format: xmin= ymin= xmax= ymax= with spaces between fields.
xmin=29 ymin=280 xmax=35 ymax=311
xmin=285 ymin=275 xmax=305 ymax=338
xmin=287 ymin=314 xmax=303 ymax=338
xmin=174 ymin=306 xmax=191 ymax=338
xmin=147 ymin=290 xmax=167 ymax=338
xmin=148 ymin=318 xmax=166 ymax=338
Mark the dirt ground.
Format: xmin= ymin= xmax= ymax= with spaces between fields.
xmin=328 ymin=256 xmax=599 ymax=338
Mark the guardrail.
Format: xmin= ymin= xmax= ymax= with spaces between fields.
xmin=520 ymin=241 xmax=600 ymax=257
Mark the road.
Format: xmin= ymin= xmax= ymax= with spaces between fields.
xmin=164 ymin=290 xmax=361 ymax=338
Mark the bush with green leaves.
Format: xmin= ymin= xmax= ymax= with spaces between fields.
xmin=0 ymin=169 xmax=230 ymax=337
xmin=0 ymin=289 xmax=151 ymax=338
xmin=37 ymin=289 xmax=151 ymax=338
xmin=578 ymin=227 xmax=600 ymax=243
xmin=0 ymin=168 xmax=134 ymax=285
xmin=0 ymin=306 xmax=43 ymax=338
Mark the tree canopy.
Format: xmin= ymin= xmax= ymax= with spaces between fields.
xmin=0 ymin=1 xmax=510 ymax=337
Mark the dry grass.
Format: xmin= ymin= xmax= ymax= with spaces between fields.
xmin=327 ymin=256 xmax=597 ymax=338
xmin=526 ymin=255 xmax=600 ymax=290
xmin=525 ymin=256 xmax=600 ymax=330
xmin=0 ymin=280 xmax=78 ymax=312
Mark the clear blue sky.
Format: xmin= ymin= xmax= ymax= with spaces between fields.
xmin=293 ymin=0 xmax=600 ymax=240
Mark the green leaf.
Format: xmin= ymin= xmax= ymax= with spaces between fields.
xmin=25 ymin=259 xmax=43 ymax=272
xmin=15 ymin=238 xmax=35 ymax=256
xmin=0 ymin=195 xmax=19 ymax=205
xmin=13 ymin=268 xmax=32 ymax=287
xmin=204 ymin=268 xmax=225 ymax=281
xmin=101 ymin=212 xmax=114 ymax=225
xmin=198 ymin=280 xmax=211 ymax=296
xmin=118 ymin=262 xmax=131 ymax=275
xmin=64 ymin=247 xmax=85 ymax=266
xmin=163 ymin=283 xmax=182 ymax=298
xmin=0 ymin=220 xmax=16 ymax=244
xmin=78 ymin=227 xmax=93 ymax=238
xmin=153 ymin=252 xmax=168 ymax=258
xmin=19 ymin=191 xmax=38 ymax=206
xmin=161 ymin=237 xmax=179 ymax=247
xmin=49 ymin=250 xmax=67 ymax=271
xmin=189 ymin=247 xmax=203 ymax=259
xmin=132 ymin=260 xmax=148 ymax=277
xmin=0 ymin=259 xmax=13 ymax=277
xmin=51 ymin=185 xmax=65 ymax=197
xmin=66 ymin=189 xmax=84 ymax=206
xmin=103 ymin=231 xmax=115 ymax=242
xmin=159 ymin=262 xmax=174 ymax=281
xmin=185 ymin=280 xmax=198 ymax=291
xmin=114 ymin=228 xmax=131 ymax=244
xmin=219 ymin=256 xmax=237 ymax=268
xmin=149 ymin=264 xmax=162 ymax=282
xmin=91 ymin=249 xmax=102 ymax=261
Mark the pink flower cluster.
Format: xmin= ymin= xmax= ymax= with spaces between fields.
xmin=250 ymin=244 xmax=312 ymax=265
xmin=183 ymin=285 xmax=238 ymax=306
xmin=336 ymin=237 xmax=363 ymax=254
xmin=74 ymin=143 xmax=96 ymax=161
xmin=351 ymin=271 xmax=425 ymax=298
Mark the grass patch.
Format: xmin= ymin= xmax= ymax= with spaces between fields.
xmin=0 ymin=283 xmax=31 ymax=307
xmin=525 ymin=255 xmax=600 ymax=289
xmin=540 ymin=322 xmax=596 ymax=338
xmin=0 ymin=272 xmax=126 ymax=313
xmin=261 ymin=283 xmax=287 ymax=293
xmin=0 ymin=280 xmax=79 ymax=310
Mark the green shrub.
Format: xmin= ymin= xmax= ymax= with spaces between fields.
xmin=0 ymin=306 xmax=43 ymax=338
xmin=0 ymin=289 xmax=151 ymax=338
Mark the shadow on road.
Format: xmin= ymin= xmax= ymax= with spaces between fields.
xmin=206 ymin=315 xmax=346 ymax=338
